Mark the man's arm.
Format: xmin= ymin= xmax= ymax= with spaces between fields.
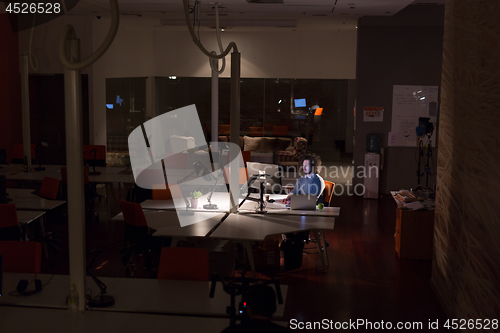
xmin=280 ymin=178 xmax=301 ymax=204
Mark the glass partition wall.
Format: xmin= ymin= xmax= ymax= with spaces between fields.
xmin=106 ymin=77 xmax=353 ymax=163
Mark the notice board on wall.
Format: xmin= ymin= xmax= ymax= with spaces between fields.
xmin=389 ymin=85 xmax=439 ymax=147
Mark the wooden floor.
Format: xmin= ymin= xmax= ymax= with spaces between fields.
xmin=41 ymin=192 xmax=450 ymax=332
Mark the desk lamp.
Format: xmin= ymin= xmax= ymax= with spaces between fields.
xmin=86 ymin=246 xmax=116 ymax=308
xmin=238 ymin=173 xmax=271 ymax=213
xmin=203 ymin=168 xmax=224 ymax=209
xmin=34 ymin=139 xmax=49 ymax=171
xmin=176 ymin=161 xmax=214 ymax=210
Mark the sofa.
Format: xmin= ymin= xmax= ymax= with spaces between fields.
xmin=105 ymin=134 xmax=308 ymax=168
xmin=217 ymin=135 xmax=307 ymax=167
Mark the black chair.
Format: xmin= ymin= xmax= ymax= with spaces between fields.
xmin=119 ymin=200 xmax=157 ymax=277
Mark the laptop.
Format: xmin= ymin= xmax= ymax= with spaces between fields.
xmin=290 ymin=194 xmax=317 ymax=210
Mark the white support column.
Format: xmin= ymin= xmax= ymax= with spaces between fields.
xmin=229 ymin=52 xmax=240 ymax=212
xmin=64 ymin=37 xmax=87 ymax=312
xmin=211 ymin=59 xmax=219 ymax=144
xmin=20 ymin=54 xmax=32 ymax=170
xmin=145 ymin=76 xmax=155 ymax=119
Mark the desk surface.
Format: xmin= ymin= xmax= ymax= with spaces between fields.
xmin=0 ymin=306 xmax=233 ymax=333
xmin=6 ymin=189 xmax=66 ymax=211
xmin=114 ymin=207 xmax=337 ymax=241
xmin=16 ymin=210 xmax=46 ymax=224
xmin=0 ymin=165 xmax=135 ymax=184
xmin=0 ymin=273 xmax=286 ymax=317
xmin=211 ymin=213 xmax=335 ymax=241
xmin=141 ymin=193 xmax=286 ymax=212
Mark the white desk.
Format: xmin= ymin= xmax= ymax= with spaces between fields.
xmin=0 ymin=273 xmax=286 ymax=317
xmin=211 ymin=213 xmax=335 ymax=273
xmin=16 ymin=210 xmax=46 ymax=224
xmin=264 ymin=206 xmax=340 ymax=217
xmin=141 ymin=191 xmax=236 ymax=212
xmin=0 ymin=165 xmax=60 ymax=182
xmin=0 ymin=307 xmax=231 ymax=333
xmin=140 ymin=193 xmax=284 ymax=212
xmin=6 ymin=188 xmax=66 ymax=211
xmin=15 ymin=210 xmax=46 ymax=240
xmin=114 ymin=191 xmax=338 ymax=275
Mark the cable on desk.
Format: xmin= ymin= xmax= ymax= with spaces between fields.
xmin=205 ymin=212 xmax=230 ymax=237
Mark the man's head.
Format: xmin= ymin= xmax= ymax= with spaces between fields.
xmin=300 ymin=154 xmax=321 ymax=175
xmin=244 ymin=284 xmax=277 ymax=319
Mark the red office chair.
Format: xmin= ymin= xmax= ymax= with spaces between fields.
xmin=152 ymin=184 xmax=172 ymax=200
xmin=83 ymin=145 xmax=107 ymax=167
xmin=157 ymin=247 xmax=209 ymax=281
xmin=323 ymin=181 xmax=335 ymax=207
xmin=248 ymin=127 xmax=264 ymax=137
xmin=11 ymin=143 xmax=36 ymax=164
xmin=61 ymin=166 xmax=99 ymax=221
xmin=39 ymin=177 xmax=60 ymax=200
xmin=119 ymin=199 xmax=156 ymax=277
xmin=272 ymin=125 xmax=289 ymax=137
xmin=0 ymin=241 xmax=42 ymax=273
xmin=0 ymin=204 xmax=23 ymax=241
xmin=218 ymin=124 xmax=231 ymax=135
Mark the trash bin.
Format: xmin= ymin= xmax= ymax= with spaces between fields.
xmin=280 ymin=237 xmax=304 ymax=270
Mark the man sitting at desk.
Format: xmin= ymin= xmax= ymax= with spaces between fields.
xmin=279 ymin=154 xmax=325 ymax=205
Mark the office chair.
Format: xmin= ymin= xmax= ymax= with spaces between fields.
xmin=152 ymin=184 xmax=172 ymax=200
xmin=83 ymin=145 xmax=107 ymax=167
xmin=61 ymin=166 xmax=100 ymax=221
xmin=39 ymin=177 xmax=60 ymax=200
xmin=11 ymin=143 xmax=36 ymax=164
xmin=304 ymin=182 xmax=334 ymax=249
xmin=272 ymin=125 xmax=289 ymax=137
xmin=0 ymin=241 xmax=42 ymax=273
xmin=119 ymin=199 xmax=156 ymax=277
xmin=248 ymin=126 xmax=264 ymax=137
xmin=157 ymin=247 xmax=209 ymax=281
xmin=218 ymin=124 xmax=231 ymax=135
xmin=0 ymin=204 xmax=23 ymax=241
xmin=323 ymin=181 xmax=335 ymax=207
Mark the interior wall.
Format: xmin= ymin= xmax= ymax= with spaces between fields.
xmin=15 ymin=14 xmax=94 ymax=146
xmin=14 ymin=14 xmax=357 ymax=148
xmin=0 ymin=14 xmax=22 ymax=161
xmin=91 ymin=16 xmax=357 ymax=145
xmin=345 ymin=80 xmax=356 ymax=154
xmin=432 ymin=0 xmax=500 ymax=321
xmin=17 ymin=14 xmax=93 ymax=75
xmin=354 ymin=5 xmax=445 ymax=194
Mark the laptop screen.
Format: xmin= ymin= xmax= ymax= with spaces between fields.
xmin=290 ymin=194 xmax=317 ymax=210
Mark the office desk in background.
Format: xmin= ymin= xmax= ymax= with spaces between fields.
xmin=0 ymin=307 xmax=231 ymax=333
xmin=0 ymin=273 xmax=287 ymax=318
xmin=6 ymin=188 xmax=66 ymax=211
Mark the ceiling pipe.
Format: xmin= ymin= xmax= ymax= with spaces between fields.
xmin=182 ymin=0 xmax=240 ymax=210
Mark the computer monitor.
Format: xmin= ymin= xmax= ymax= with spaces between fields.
xmin=246 ymin=162 xmax=283 ymax=194
xmin=294 ymin=98 xmax=306 ymax=108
